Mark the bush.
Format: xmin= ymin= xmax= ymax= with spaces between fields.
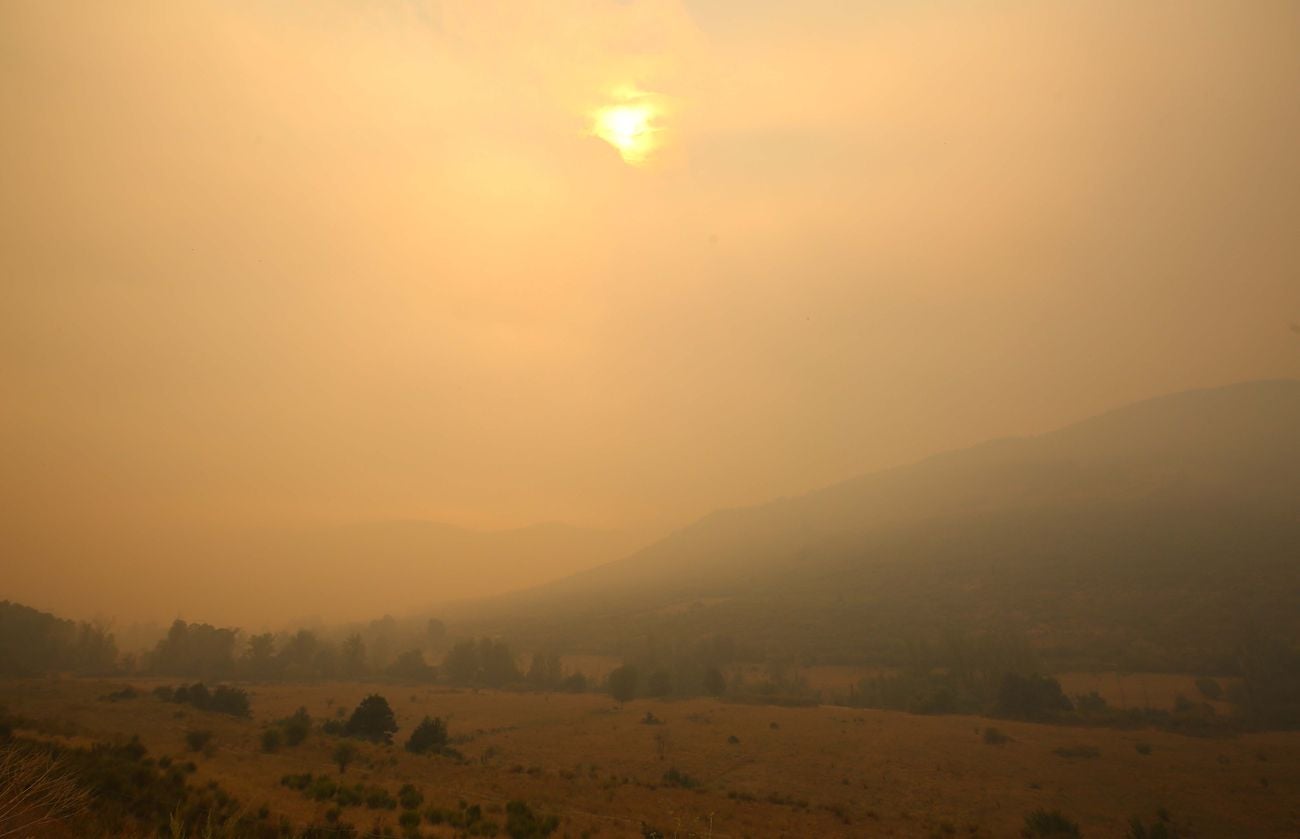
xmin=1195 ymin=678 xmax=1223 ymax=701
xmin=661 ymin=767 xmax=697 ymax=789
xmin=996 ymin=674 xmax=1072 ymax=720
xmin=1135 ymin=742 xmax=1153 ymax=756
xmin=185 ymin=730 xmax=212 ymax=752
xmin=335 ymin=784 xmax=364 ymax=808
xmin=281 ymin=773 xmax=313 ymax=791
xmin=1053 ymin=745 xmax=1100 ymax=759
xmin=398 ymin=784 xmax=423 ymax=810
xmin=1127 ymin=812 xmax=1180 ymax=839
xmin=281 ymin=707 xmax=311 ymax=746
xmin=1022 ymin=808 xmax=1081 ymax=837
xmin=167 ymin=683 xmax=250 ymax=717
xmin=364 ymin=785 xmax=396 ymax=810
xmin=399 ymin=809 xmax=421 ymax=830
xmin=261 ymin=728 xmax=282 ymax=753
xmin=405 ymin=716 xmax=448 ymax=755
xmin=983 ymin=727 xmax=1010 ymax=745
xmin=608 ymin=665 xmax=638 ymax=702
xmin=308 ymin=777 xmax=338 ymax=802
xmin=345 ymin=695 xmax=398 ymax=743
xmin=333 ymin=742 xmax=359 ymax=774
xmin=505 ymin=800 xmax=559 ymax=838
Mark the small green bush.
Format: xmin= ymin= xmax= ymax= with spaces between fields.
xmin=185 ymin=730 xmax=212 ymax=752
xmin=1022 ymin=808 xmax=1081 ymax=838
xmin=398 ymin=784 xmax=424 ymax=810
xmin=983 ymin=727 xmax=1010 ymax=745
xmin=505 ymin=800 xmax=559 ymax=838
xmin=1053 ymin=745 xmax=1100 ymax=759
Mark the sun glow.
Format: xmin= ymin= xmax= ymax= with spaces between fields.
xmin=591 ymin=90 xmax=663 ymax=166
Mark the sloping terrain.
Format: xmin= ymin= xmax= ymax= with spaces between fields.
xmin=463 ymin=380 xmax=1300 ymax=669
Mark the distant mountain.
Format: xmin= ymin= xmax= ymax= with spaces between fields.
xmin=467 ymin=380 xmax=1300 ymax=671
xmin=166 ymin=520 xmax=647 ymax=628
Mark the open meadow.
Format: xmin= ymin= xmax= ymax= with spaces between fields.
xmin=2 ymin=677 xmax=1296 ymax=838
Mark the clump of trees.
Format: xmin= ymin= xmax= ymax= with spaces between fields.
xmin=442 ymin=637 xmax=521 ymax=687
xmin=995 ymin=673 xmax=1073 ymax=720
xmin=601 ymin=635 xmax=738 ymax=702
xmin=386 ymin=649 xmax=436 ymax=682
xmin=141 ymin=614 xmax=453 ymax=684
xmin=158 ymin=683 xmax=250 ymax=717
xmin=0 ymin=601 xmax=117 ymax=676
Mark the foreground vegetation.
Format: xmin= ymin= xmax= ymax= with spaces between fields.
xmin=2 ymin=677 xmax=1297 ymax=837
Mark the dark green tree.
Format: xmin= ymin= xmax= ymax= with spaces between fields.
xmin=405 ymin=715 xmax=448 ymax=754
xmin=344 ymin=694 xmax=398 ymax=742
xmin=608 ymin=665 xmax=639 ymax=703
xmin=442 ymin=639 xmax=480 ymax=683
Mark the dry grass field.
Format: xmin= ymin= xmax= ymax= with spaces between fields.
xmin=2 ymin=677 xmax=1297 ymax=838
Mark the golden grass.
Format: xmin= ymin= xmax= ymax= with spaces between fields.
xmin=1 ymin=677 xmax=1296 ymax=837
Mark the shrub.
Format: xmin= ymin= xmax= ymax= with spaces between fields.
xmin=1195 ymin=678 xmax=1223 ymax=701
xmin=102 ymin=686 xmax=138 ymax=702
xmin=1021 ymin=809 xmax=1081 ymax=837
xmin=399 ymin=809 xmax=421 ymax=830
xmin=280 ymin=707 xmax=311 ymax=746
xmin=1127 ymin=814 xmax=1180 ymax=838
xmin=983 ymin=727 xmax=1010 ymax=745
xmin=1053 ymin=745 xmax=1100 ymax=759
xmin=209 ymin=686 xmax=251 ymax=717
xmin=364 ymin=785 xmax=396 ymax=810
xmin=345 ymin=695 xmax=398 ymax=743
xmin=184 ymin=730 xmax=212 ymax=752
xmin=281 ymin=773 xmax=313 ymax=791
xmin=405 ymin=716 xmax=448 ymax=755
xmin=1135 ymin=742 xmax=1153 ymax=756
xmin=661 ymin=767 xmax=697 ymax=789
xmin=607 ymin=665 xmax=638 ymax=703
xmin=166 ymin=683 xmax=250 ymax=717
xmin=505 ymin=800 xmax=559 ymax=838
xmin=398 ymin=784 xmax=424 ymax=810
xmin=308 ymin=776 xmax=338 ymax=802
xmin=332 ymin=742 xmax=359 ymax=774
xmin=335 ymin=784 xmax=364 ymax=808
xmin=261 ymin=728 xmax=282 ymax=752
xmin=996 ymin=674 xmax=1072 ymax=720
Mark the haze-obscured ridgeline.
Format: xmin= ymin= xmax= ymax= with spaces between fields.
xmin=5 ymin=380 xmax=1299 ymax=724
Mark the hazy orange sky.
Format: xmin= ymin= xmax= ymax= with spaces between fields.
xmin=2 ymin=1 xmax=1298 ymax=623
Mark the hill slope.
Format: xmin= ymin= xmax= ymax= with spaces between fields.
xmin=464 ymin=380 xmax=1300 ymax=670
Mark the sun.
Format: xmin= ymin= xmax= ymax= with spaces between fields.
xmin=591 ymin=91 xmax=663 ymax=166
